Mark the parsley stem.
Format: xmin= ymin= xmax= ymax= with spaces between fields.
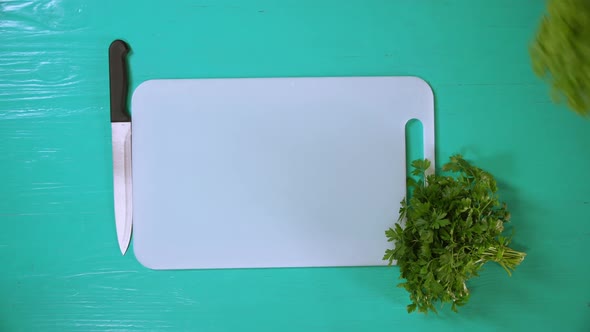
xmin=480 ymin=246 xmax=526 ymax=276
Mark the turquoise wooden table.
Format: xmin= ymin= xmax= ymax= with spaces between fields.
xmin=1 ymin=1 xmax=589 ymax=331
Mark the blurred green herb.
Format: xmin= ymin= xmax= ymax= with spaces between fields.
xmin=530 ymin=0 xmax=590 ymax=116
xmin=384 ymin=155 xmax=526 ymax=314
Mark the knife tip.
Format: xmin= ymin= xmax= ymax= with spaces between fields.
xmin=118 ymin=238 xmax=130 ymax=255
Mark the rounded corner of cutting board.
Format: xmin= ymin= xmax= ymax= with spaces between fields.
xmin=404 ymin=76 xmax=434 ymax=100
xmin=132 ymin=242 xmax=164 ymax=270
xmin=131 ymin=79 xmax=161 ymax=105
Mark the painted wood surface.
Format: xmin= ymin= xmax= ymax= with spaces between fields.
xmin=1 ymin=1 xmax=589 ymax=331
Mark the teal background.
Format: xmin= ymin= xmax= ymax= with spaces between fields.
xmin=1 ymin=0 xmax=589 ymax=331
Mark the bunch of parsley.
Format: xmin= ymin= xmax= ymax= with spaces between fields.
xmin=530 ymin=0 xmax=590 ymax=116
xmin=384 ymin=155 xmax=526 ymax=314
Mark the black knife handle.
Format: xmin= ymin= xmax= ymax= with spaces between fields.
xmin=109 ymin=39 xmax=131 ymax=122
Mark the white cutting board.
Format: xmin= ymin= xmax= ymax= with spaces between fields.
xmin=131 ymin=76 xmax=434 ymax=270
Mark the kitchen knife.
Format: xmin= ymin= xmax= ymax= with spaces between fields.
xmin=109 ymin=39 xmax=133 ymax=255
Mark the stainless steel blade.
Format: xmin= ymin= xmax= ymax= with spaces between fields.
xmin=112 ymin=122 xmax=133 ymax=255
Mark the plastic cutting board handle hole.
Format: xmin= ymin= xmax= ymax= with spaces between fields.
xmin=405 ymin=118 xmax=424 ymax=197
